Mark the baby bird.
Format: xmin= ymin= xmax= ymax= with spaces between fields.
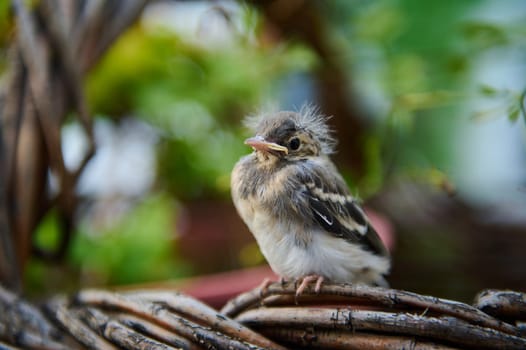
xmin=231 ymin=106 xmax=390 ymax=295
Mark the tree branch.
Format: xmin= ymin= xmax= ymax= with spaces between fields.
xmin=222 ymin=282 xmax=519 ymax=336
xmin=236 ymin=307 xmax=526 ymax=349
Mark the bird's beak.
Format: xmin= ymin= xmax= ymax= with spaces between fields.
xmin=244 ymin=135 xmax=288 ymax=155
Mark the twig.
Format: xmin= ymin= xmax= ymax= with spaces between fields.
xmin=0 ymin=46 xmax=26 ymax=291
xmin=0 ymin=286 xmax=65 ymax=345
xmin=0 ymin=341 xmax=22 ymax=350
xmin=40 ymin=0 xmax=94 ymax=137
xmin=474 ymin=290 xmax=526 ymax=321
xmin=78 ymin=307 xmax=179 ymax=350
xmin=86 ymin=0 xmax=149 ymax=70
xmin=261 ymin=328 xmax=459 ymax=350
xmin=73 ymin=0 xmax=105 ymax=56
xmin=126 ymin=290 xmax=286 ymax=350
xmin=75 ymin=289 xmax=270 ymax=350
xmin=11 ymin=0 xmax=67 ymax=179
xmin=0 ymin=288 xmax=76 ymax=349
xmin=2 ymin=330 xmax=70 ymax=350
xmin=45 ymin=296 xmax=116 ymax=350
xmin=0 ymin=129 xmax=20 ymax=291
xmin=116 ymin=314 xmax=199 ymax=350
xmin=236 ymin=307 xmax=526 ymax=349
xmin=221 ymin=282 xmax=519 ymax=336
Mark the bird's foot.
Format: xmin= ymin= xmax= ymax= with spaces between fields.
xmin=257 ymin=278 xmax=272 ymax=297
xmin=258 ymin=276 xmax=288 ymax=297
xmin=295 ymin=274 xmax=325 ymax=297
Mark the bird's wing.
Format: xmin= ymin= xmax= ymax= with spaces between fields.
xmin=299 ymin=161 xmax=389 ymax=257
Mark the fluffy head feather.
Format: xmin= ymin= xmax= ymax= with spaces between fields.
xmin=244 ymin=104 xmax=336 ymax=155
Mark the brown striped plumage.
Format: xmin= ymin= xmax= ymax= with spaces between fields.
xmin=231 ymin=106 xmax=390 ymax=293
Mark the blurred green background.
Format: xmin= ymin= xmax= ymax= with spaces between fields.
xmin=2 ymin=0 xmax=525 ymax=302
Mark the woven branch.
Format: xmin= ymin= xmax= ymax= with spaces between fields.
xmin=236 ymin=307 xmax=526 ymax=349
xmin=474 ymin=290 xmax=526 ymax=323
xmin=223 ymin=283 xmax=526 ymax=350
xmin=45 ymin=296 xmax=117 ymax=350
xmin=123 ymin=290 xmax=286 ymax=349
xmin=221 ymin=282 xmax=519 ymax=336
xmin=260 ymin=328 xmax=459 ymax=350
xmin=70 ymin=289 xmax=272 ymax=350
xmin=0 ymin=286 xmax=78 ymax=349
xmin=0 ymin=0 xmax=149 ymax=288
xmin=78 ymin=307 xmax=179 ymax=350
xmin=115 ymin=314 xmax=198 ymax=350
xmin=2 ymin=283 xmax=526 ymax=349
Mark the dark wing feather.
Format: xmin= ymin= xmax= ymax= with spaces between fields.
xmin=300 ymin=163 xmax=389 ymax=257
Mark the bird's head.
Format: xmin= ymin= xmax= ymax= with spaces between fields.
xmin=243 ymin=105 xmax=336 ymax=162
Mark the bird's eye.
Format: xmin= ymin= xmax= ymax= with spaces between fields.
xmin=289 ymin=137 xmax=301 ymax=150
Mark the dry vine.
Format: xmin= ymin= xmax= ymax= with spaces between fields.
xmin=0 ymin=0 xmax=149 ymax=291
xmin=223 ymin=282 xmax=526 ymax=350
xmin=1 ymin=283 xmax=526 ymax=349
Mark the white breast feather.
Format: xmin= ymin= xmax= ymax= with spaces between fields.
xmin=232 ymin=156 xmax=390 ymax=286
xmin=239 ymin=198 xmax=390 ymax=285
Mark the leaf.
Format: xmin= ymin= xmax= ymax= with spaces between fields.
xmin=462 ymin=22 xmax=508 ymax=47
xmin=479 ymin=84 xmax=499 ymax=96
xmin=507 ymin=104 xmax=520 ymax=122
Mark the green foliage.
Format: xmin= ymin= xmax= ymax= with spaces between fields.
xmin=327 ymin=0 xmax=526 ymax=190
xmin=69 ymin=194 xmax=188 ymax=285
xmin=33 ymin=209 xmax=62 ymax=252
xmin=472 ymin=86 xmax=526 ymax=123
xmin=462 ymin=22 xmax=508 ymax=49
xmin=0 ymin=0 xmax=13 ymax=72
xmin=157 ymin=126 xmax=244 ymax=199
xmin=26 ymin=194 xmax=188 ymax=293
xmin=87 ymin=22 xmax=316 ymax=199
xmin=87 ymin=26 xmax=316 ymax=119
xmin=19 ymin=1 xmax=526 ymax=293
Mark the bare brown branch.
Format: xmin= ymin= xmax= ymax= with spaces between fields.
xmin=0 ymin=286 xmax=76 ymax=349
xmin=222 ymin=282 xmax=519 ymax=336
xmin=126 ymin=291 xmax=286 ymax=350
xmin=78 ymin=307 xmax=179 ymax=350
xmin=261 ymin=328 xmax=460 ymax=350
xmin=45 ymin=296 xmax=118 ymax=350
xmin=75 ymin=289 xmax=270 ymax=350
xmin=2 ymin=285 xmax=525 ymax=349
xmin=236 ymin=306 xmax=526 ymax=349
xmin=474 ymin=290 xmax=526 ymax=322
xmin=84 ymin=0 xmax=150 ymax=71
xmin=116 ymin=314 xmax=199 ymax=350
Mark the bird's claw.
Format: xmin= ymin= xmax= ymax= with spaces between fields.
xmin=295 ymin=275 xmax=325 ymax=297
xmin=258 ymin=278 xmax=272 ymax=298
xmin=258 ymin=276 xmax=288 ymax=298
